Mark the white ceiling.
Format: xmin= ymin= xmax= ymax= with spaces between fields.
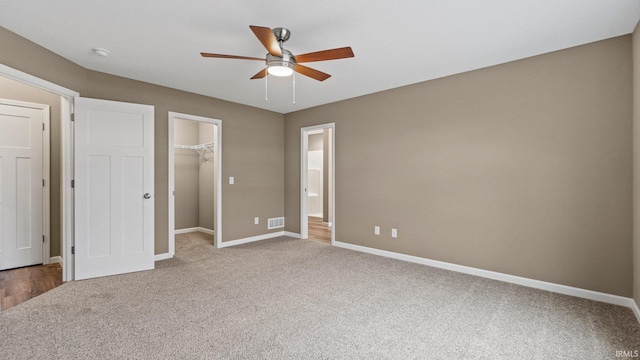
xmin=1 ymin=0 xmax=639 ymax=114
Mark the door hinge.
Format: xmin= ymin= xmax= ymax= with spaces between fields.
xmin=71 ymin=180 xmax=75 ymax=188
xmin=43 ymin=179 xmax=45 ymax=187
xmin=43 ymin=123 xmax=45 ymax=131
xmin=71 ymin=246 xmax=75 ymax=255
xmin=42 ymin=235 xmax=45 ymax=243
xmin=71 ymin=113 xmax=75 ymax=122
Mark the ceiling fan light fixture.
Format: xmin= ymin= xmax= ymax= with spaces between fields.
xmin=267 ymin=64 xmax=294 ymax=77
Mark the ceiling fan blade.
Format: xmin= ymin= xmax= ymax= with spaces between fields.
xmin=295 ymin=47 xmax=354 ymax=63
xmin=294 ymin=64 xmax=331 ymax=81
xmin=201 ymin=53 xmax=264 ymax=61
xmin=250 ymin=68 xmax=268 ymax=80
xmin=249 ymin=25 xmax=282 ymax=57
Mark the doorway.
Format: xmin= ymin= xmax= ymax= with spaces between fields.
xmin=300 ymin=123 xmax=335 ymax=245
xmin=0 ymin=65 xmax=77 ymax=282
xmin=168 ymin=112 xmax=222 ymax=254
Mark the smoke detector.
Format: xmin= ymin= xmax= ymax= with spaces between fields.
xmin=92 ymin=48 xmax=110 ymax=57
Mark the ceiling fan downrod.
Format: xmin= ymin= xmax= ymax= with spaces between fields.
xmin=272 ymin=27 xmax=291 ymax=46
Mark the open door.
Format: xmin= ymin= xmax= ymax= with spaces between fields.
xmin=74 ymin=97 xmax=154 ymax=280
xmin=0 ymin=100 xmax=48 ymax=270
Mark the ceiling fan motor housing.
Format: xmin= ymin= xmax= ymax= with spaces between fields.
xmin=266 ymin=48 xmax=296 ymax=71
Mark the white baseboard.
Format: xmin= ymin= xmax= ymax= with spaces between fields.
xmin=175 ymin=227 xmax=214 ymax=235
xmin=175 ymin=227 xmax=198 ymax=234
xmin=322 ymin=222 xmax=332 ymax=227
xmin=219 ymin=231 xmax=286 ymax=248
xmin=154 ymin=253 xmax=172 ymax=261
xmin=284 ymin=231 xmax=301 ymax=239
xmin=334 ymin=241 xmax=640 ymax=317
xmin=172 ymin=229 xmax=295 ymax=251
xmin=196 ymin=227 xmax=215 ymax=235
xmin=631 ymin=300 xmax=640 ymax=325
xmin=48 ymin=256 xmax=64 ymax=278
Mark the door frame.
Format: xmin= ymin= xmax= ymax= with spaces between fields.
xmin=300 ymin=123 xmax=335 ymax=245
xmin=0 ymin=64 xmax=79 ymax=281
xmin=168 ymin=112 xmax=222 ymax=252
xmin=0 ymin=98 xmax=50 ymax=267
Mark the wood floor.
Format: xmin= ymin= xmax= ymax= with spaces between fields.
xmin=308 ymin=216 xmax=331 ymax=244
xmin=0 ymin=263 xmax=63 ymax=312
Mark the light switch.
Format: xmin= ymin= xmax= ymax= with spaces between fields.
xmin=374 ymin=226 xmax=380 ymax=235
xmin=392 ymin=228 xmax=398 ymax=238
xmin=254 ymin=217 xmax=259 ymax=225
xmin=229 ymin=176 xmax=234 ymax=185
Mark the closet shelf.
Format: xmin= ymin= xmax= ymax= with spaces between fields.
xmin=175 ymin=142 xmax=214 ymax=162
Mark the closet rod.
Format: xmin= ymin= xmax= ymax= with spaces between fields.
xmin=175 ymin=142 xmax=214 ymax=162
xmin=174 ymin=142 xmax=214 ymax=150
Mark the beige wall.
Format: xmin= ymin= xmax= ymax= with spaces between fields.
xmin=0 ymin=28 xmax=88 ymax=94
xmin=322 ymin=130 xmax=330 ymax=223
xmin=0 ymin=76 xmax=62 ymax=257
xmin=633 ymin=22 xmax=640 ymax=309
xmin=198 ymin=122 xmax=216 ymax=231
xmin=285 ymin=35 xmax=634 ymax=297
xmin=0 ymin=26 xmax=285 ymax=255
xmin=174 ymin=119 xmax=200 ymax=229
xmin=308 ymin=133 xmax=323 ymax=151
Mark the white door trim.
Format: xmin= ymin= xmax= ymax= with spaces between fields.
xmin=168 ymin=112 xmax=222 ymax=252
xmin=0 ymin=98 xmax=50 ymax=267
xmin=0 ymin=63 xmax=79 ymax=281
xmin=300 ymin=123 xmax=335 ymax=245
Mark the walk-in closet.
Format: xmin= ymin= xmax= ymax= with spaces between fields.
xmin=173 ymin=118 xmax=217 ymax=235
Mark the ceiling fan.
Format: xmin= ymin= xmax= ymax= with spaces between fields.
xmin=201 ymin=25 xmax=354 ymax=82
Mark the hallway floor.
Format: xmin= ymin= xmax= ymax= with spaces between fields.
xmin=308 ymin=216 xmax=331 ymax=244
xmin=0 ymin=263 xmax=63 ymax=311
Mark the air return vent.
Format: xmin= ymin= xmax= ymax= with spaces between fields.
xmin=268 ymin=217 xmax=284 ymax=229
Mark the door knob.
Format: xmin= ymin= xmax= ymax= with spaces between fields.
xmin=143 ymin=193 xmax=151 ymax=199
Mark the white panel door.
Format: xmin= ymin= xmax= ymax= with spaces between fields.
xmin=74 ymin=97 xmax=154 ymax=280
xmin=0 ymin=100 xmax=45 ymax=270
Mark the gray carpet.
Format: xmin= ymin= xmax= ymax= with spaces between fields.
xmin=1 ymin=232 xmax=639 ymax=359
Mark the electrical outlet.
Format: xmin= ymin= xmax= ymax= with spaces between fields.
xmin=391 ymin=228 xmax=398 ymax=238
xmin=229 ymin=176 xmax=234 ymax=185
xmin=254 ymin=217 xmax=259 ymax=225
xmin=374 ymin=226 xmax=380 ymax=235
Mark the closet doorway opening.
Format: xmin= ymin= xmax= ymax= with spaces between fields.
xmin=300 ymin=123 xmax=335 ymax=245
xmin=168 ymin=112 xmax=222 ymax=255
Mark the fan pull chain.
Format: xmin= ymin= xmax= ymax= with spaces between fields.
xmin=264 ymin=68 xmax=269 ymax=102
xmin=292 ymin=72 xmax=296 ymax=105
